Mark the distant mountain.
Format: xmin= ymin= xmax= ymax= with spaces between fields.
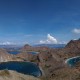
xmin=0 ymin=45 xmax=23 ymax=50
xmin=33 ymin=44 xmax=66 ymax=48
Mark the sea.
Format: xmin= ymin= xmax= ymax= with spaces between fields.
xmin=0 ymin=61 xmax=42 ymax=77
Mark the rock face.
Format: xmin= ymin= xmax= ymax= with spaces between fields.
xmin=66 ymin=39 xmax=80 ymax=48
xmin=65 ymin=39 xmax=80 ymax=54
xmin=0 ymin=48 xmax=25 ymax=62
xmin=61 ymin=39 xmax=80 ymax=59
xmin=50 ymin=39 xmax=80 ymax=61
xmin=0 ymin=49 xmax=13 ymax=62
xmin=0 ymin=70 xmax=40 ymax=80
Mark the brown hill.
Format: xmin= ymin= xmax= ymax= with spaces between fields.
xmin=16 ymin=39 xmax=80 ymax=80
xmin=0 ymin=48 xmax=25 ymax=62
xmin=0 ymin=49 xmax=13 ymax=62
xmin=50 ymin=39 xmax=80 ymax=60
xmin=65 ymin=39 xmax=80 ymax=48
xmin=0 ymin=70 xmax=40 ymax=80
xmin=22 ymin=44 xmax=49 ymax=51
xmin=63 ymin=39 xmax=80 ymax=58
xmin=65 ymin=39 xmax=80 ymax=54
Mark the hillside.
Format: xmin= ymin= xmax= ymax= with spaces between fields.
xmin=0 ymin=70 xmax=40 ymax=80
xmin=0 ymin=39 xmax=80 ymax=80
xmin=16 ymin=39 xmax=80 ymax=80
xmin=0 ymin=49 xmax=12 ymax=62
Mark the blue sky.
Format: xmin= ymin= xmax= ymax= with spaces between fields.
xmin=0 ymin=0 xmax=80 ymax=45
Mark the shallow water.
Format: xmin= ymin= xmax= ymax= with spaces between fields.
xmin=27 ymin=51 xmax=39 ymax=55
xmin=66 ymin=56 xmax=80 ymax=67
xmin=8 ymin=51 xmax=20 ymax=54
xmin=8 ymin=51 xmax=39 ymax=55
xmin=0 ymin=61 xmax=42 ymax=77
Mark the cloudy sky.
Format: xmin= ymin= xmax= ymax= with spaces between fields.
xmin=0 ymin=0 xmax=80 ymax=45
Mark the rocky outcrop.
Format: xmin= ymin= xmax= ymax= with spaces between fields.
xmin=0 ymin=70 xmax=40 ymax=80
xmin=64 ymin=39 xmax=80 ymax=54
xmin=0 ymin=49 xmax=13 ymax=62
xmin=50 ymin=39 xmax=80 ymax=61
xmin=0 ymin=48 xmax=25 ymax=62
xmin=65 ymin=39 xmax=80 ymax=49
xmin=22 ymin=44 xmax=32 ymax=51
xmin=22 ymin=44 xmax=49 ymax=51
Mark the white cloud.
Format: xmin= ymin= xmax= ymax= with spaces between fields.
xmin=73 ymin=28 xmax=80 ymax=34
xmin=39 ymin=40 xmax=46 ymax=44
xmin=39 ymin=34 xmax=58 ymax=44
xmin=0 ymin=41 xmax=14 ymax=45
xmin=0 ymin=41 xmax=29 ymax=45
xmin=47 ymin=34 xmax=57 ymax=43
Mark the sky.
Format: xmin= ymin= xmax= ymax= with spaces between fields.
xmin=0 ymin=0 xmax=80 ymax=45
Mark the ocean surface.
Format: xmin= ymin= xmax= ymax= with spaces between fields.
xmin=0 ymin=61 xmax=42 ymax=77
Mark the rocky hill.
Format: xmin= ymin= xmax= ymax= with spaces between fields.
xmin=16 ymin=39 xmax=80 ymax=80
xmin=0 ymin=48 xmax=25 ymax=62
xmin=0 ymin=49 xmax=13 ymax=62
xmin=65 ymin=39 xmax=80 ymax=54
xmin=65 ymin=39 xmax=80 ymax=48
xmin=55 ymin=39 xmax=80 ymax=60
xmin=0 ymin=38 xmax=79 ymax=80
xmin=22 ymin=44 xmax=49 ymax=51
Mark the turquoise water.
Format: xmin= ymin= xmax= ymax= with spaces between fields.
xmin=8 ymin=51 xmax=20 ymax=54
xmin=0 ymin=61 xmax=42 ymax=77
xmin=66 ymin=56 xmax=80 ymax=67
xmin=27 ymin=52 xmax=39 ymax=55
xmin=8 ymin=51 xmax=39 ymax=55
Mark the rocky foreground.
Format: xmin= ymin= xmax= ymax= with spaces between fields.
xmin=16 ymin=39 xmax=80 ymax=80
xmin=0 ymin=70 xmax=40 ymax=80
xmin=0 ymin=39 xmax=80 ymax=80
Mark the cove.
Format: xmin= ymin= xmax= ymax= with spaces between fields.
xmin=65 ymin=56 xmax=80 ymax=67
xmin=8 ymin=51 xmax=20 ymax=54
xmin=27 ymin=51 xmax=39 ymax=55
xmin=0 ymin=61 xmax=42 ymax=77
